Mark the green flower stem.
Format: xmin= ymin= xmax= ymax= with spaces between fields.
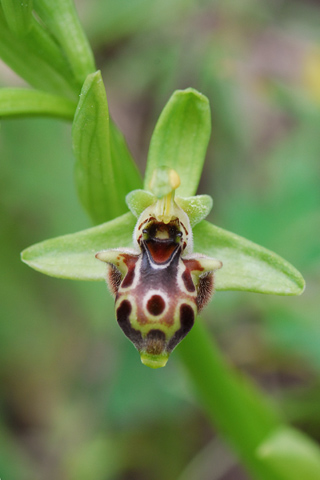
xmin=179 ymin=322 xmax=320 ymax=480
xmin=179 ymin=321 xmax=279 ymax=479
xmin=0 ymin=88 xmax=77 ymax=119
xmin=0 ymin=8 xmax=77 ymax=99
xmin=34 ymin=0 xmax=96 ymax=84
xmin=1 ymin=0 xmax=33 ymax=36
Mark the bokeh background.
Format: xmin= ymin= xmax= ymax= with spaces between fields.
xmin=1 ymin=0 xmax=320 ymax=479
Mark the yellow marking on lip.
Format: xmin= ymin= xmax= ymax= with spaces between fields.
xmin=140 ymin=352 xmax=169 ymax=369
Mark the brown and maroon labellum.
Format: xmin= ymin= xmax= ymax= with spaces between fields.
xmin=96 ymin=197 xmax=222 ymax=368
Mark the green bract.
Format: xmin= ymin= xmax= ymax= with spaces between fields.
xmin=22 ymin=87 xmax=304 ymax=297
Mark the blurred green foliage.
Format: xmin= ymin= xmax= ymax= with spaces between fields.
xmin=1 ymin=0 xmax=320 ymax=479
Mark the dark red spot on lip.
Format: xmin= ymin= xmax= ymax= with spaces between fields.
xmin=166 ymin=303 xmax=195 ymax=352
xmin=180 ymin=221 xmax=188 ymax=236
xmin=121 ymin=264 xmax=135 ymax=288
xmin=147 ymin=295 xmax=165 ymax=316
xmin=183 ymin=258 xmax=204 ymax=272
xmin=116 ymin=300 xmax=143 ymax=349
xmin=182 ymin=269 xmax=195 ymax=292
xmin=180 ymin=304 xmax=195 ymax=330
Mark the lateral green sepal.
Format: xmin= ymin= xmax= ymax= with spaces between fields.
xmin=21 ymin=212 xmax=136 ymax=280
xmin=193 ymin=220 xmax=305 ymax=295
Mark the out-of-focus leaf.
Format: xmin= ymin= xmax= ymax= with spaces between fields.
xmin=257 ymin=426 xmax=320 ymax=480
xmin=21 ymin=212 xmax=136 ymax=280
xmin=34 ymin=0 xmax=96 ymax=84
xmin=72 ymin=71 xmax=142 ymax=224
xmin=263 ymin=302 xmax=320 ymax=370
xmin=0 ymin=88 xmax=76 ymax=119
xmin=193 ymin=221 xmax=305 ymax=295
xmin=86 ymin=0 xmax=194 ymax=47
xmin=144 ymin=88 xmax=211 ymax=197
xmin=0 ymin=8 xmax=77 ymax=99
xmin=1 ymin=0 xmax=33 ymax=36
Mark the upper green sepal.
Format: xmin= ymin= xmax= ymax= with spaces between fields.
xmin=144 ymin=88 xmax=211 ymax=197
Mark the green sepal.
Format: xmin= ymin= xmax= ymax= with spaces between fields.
xmin=0 ymin=88 xmax=76 ymax=119
xmin=193 ymin=220 xmax=305 ymax=295
xmin=21 ymin=212 xmax=137 ymax=280
xmin=21 ymin=213 xmax=305 ymax=296
xmin=257 ymin=426 xmax=320 ymax=480
xmin=144 ymin=88 xmax=211 ymax=197
xmin=1 ymin=0 xmax=33 ymax=36
xmin=72 ymin=71 xmax=142 ymax=224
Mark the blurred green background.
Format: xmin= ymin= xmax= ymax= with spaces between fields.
xmin=1 ymin=0 xmax=320 ymax=479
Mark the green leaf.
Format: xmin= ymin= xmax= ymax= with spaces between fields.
xmin=0 ymin=88 xmax=76 ymax=119
xmin=0 ymin=8 xmax=78 ymax=99
xmin=21 ymin=212 xmax=136 ymax=280
xmin=1 ymin=0 xmax=33 ymax=36
xmin=34 ymin=0 xmax=96 ymax=84
xmin=193 ymin=221 xmax=305 ymax=295
xmin=72 ymin=70 xmax=142 ymax=224
xmin=144 ymin=88 xmax=211 ymax=197
xmin=257 ymin=426 xmax=320 ymax=480
xmin=179 ymin=322 xmax=281 ymax=480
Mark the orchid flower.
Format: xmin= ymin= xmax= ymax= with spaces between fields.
xmin=21 ymin=73 xmax=305 ymax=368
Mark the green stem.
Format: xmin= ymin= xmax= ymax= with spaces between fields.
xmin=178 ymin=321 xmax=282 ymax=480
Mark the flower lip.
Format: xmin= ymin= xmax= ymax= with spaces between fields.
xmin=142 ymin=237 xmax=181 ymax=265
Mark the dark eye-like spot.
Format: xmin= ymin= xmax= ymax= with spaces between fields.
xmin=121 ymin=265 xmax=135 ymax=288
xmin=181 ymin=269 xmax=195 ymax=292
xmin=180 ymin=304 xmax=195 ymax=331
xmin=116 ymin=300 xmax=143 ymax=349
xmin=147 ymin=295 xmax=165 ymax=316
xmin=166 ymin=303 xmax=195 ymax=352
